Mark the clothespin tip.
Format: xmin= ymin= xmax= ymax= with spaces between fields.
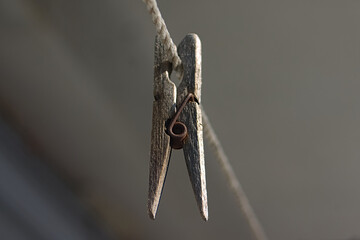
xmin=201 ymin=208 xmax=209 ymax=222
xmin=148 ymin=208 xmax=156 ymax=220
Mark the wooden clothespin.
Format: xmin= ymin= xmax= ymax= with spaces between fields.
xmin=148 ymin=34 xmax=208 ymax=221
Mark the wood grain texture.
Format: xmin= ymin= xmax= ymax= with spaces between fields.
xmin=177 ymin=34 xmax=208 ymax=221
xmin=177 ymin=34 xmax=202 ymax=103
xmin=148 ymin=35 xmax=176 ymax=219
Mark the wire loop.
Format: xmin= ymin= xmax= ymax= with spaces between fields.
xmin=167 ymin=93 xmax=194 ymax=149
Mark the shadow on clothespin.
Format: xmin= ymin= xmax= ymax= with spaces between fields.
xmin=148 ymin=34 xmax=208 ymax=221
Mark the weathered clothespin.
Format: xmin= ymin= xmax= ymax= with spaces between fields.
xmin=148 ymin=34 xmax=208 ymax=221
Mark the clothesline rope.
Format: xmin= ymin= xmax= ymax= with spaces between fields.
xmin=143 ymin=0 xmax=182 ymax=74
xmin=142 ymin=1 xmax=268 ymax=240
xmin=202 ymin=108 xmax=268 ymax=240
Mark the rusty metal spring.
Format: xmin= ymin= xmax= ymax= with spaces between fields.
xmin=167 ymin=93 xmax=195 ymax=149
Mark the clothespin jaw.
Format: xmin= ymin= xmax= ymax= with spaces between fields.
xmin=177 ymin=34 xmax=208 ymax=221
xmin=148 ymin=35 xmax=176 ymax=219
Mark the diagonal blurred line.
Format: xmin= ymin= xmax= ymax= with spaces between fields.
xmin=201 ymin=106 xmax=268 ymax=240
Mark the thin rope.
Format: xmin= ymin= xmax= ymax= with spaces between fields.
xmin=142 ymin=1 xmax=268 ymax=239
xmin=142 ymin=0 xmax=183 ymax=74
xmin=202 ymin=107 xmax=268 ymax=240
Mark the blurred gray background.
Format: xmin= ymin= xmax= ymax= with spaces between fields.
xmin=0 ymin=0 xmax=360 ymax=239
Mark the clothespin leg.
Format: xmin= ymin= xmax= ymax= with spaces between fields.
xmin=177 ymin=34 xmax=208 ymax=221
xmin=148 ymin=35 xmax=177 ymax=219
